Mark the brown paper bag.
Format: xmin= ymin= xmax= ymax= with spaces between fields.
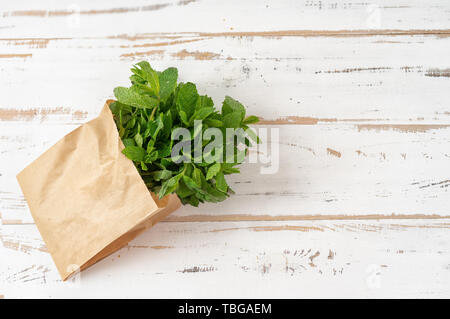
xmin=16 ymin=101 xmax=181 ymax=280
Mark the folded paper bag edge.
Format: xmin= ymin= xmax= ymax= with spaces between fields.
xmin=16 ymin=100 xmax=181 ymax=281
xmin=68 ymin=192 xmax=181 ymax=281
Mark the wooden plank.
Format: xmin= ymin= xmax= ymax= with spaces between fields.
xmin=1 ymin=220 xmax=449 ymax=297
xmin=1 ymin=0 xmax=450 ymax=38
xmin=0 ymin=35 xmax=449 ymax=121
xmin=1 ymin=122 xmax=449 ymax=223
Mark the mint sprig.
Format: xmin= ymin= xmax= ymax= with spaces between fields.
xmin=110 ymin=61 xmax=260 ymax=206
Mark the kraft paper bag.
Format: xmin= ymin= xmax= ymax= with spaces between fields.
xmin=16 ymin=101 xmax=181 ymax=280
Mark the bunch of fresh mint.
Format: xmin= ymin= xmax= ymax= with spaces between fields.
xmin=110 ymin=61 xmax=259 ymax=206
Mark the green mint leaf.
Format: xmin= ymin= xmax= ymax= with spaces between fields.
xmin=134 ymin=133 xmax=143 ymax=148
xmin=222 ymin=96 xmax=245 ymax=122
xmin=215 ymin=172 xmax=228 ymax=193
xmin=179 ymin=110 xmax=189 ymax=126
xmin=123 ymin=138 xmax=136 ymax=147
xmin=204 ymin=118 xmax=223 ymax=127
xmin=149 ymin=114 xmax=164 ymax=139
xmin=176 ymin=180 xmax=195 ymax=198
xmin=243 ymin=115 xmax=259 ymax=125
xmin=145 ymin=150 xmax=158 ymax=163
xmin=157 ymin=140 xmax=172 ymax=158
xmin=159 ymin=67 xmax=178 ymax=101
xmin=161 ymin=110 xmax=173 ymax=139
xmin=223 ymin=167 xmax=240 ymax=174
xmin=134 ymin=61 xmax=160 ymax=94
xmin=186 ymin=195 xmax=200 ymax=207
xmin=122 ymin=145 xmax=146 ymax=162
xmin=182 ymin=175 xmax=201 ymax=190
xmin=223 ymin=111 xmax=243 ymax=128
xmin=192 ymin=167 xmax=202 ymax=186
xmin=114 ymin=87 xmax=158 ymax=109
xmin=159 ymin=173 xmax=182 ymax=199
xmin=196 ymin=95 xmax=214 ymax=109
xmin=126 ymin=116 xmax=136 ymax=129
xmin=206 ymin=163 xmax=221 ymax=180
xmin=176 ymin=82 xmax=198 ymax=119
xmin=151 ymin=170 xmax=172 ymax=181
xmin=204 ymin=182 xmax=228 ymax=202
xmin=110 ymin=101 xmax=132 ymax=117
xmin=130 ymin=74 xmax=146 ymax=85
xmin=191 ymin=107 xmax=214 ymax=123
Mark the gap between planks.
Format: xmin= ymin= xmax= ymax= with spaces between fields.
xmin=2 ymin=109 xmax=450 ymax=132
xmin=2 ymin=29 xmax=450 ymax=62
xmin=165 ymin=213 xmax=450 ymax=222
xmin=1 ymin=29 xmax=450 ymax=42
xmin=3 ymin=213 xmax=450 ymax=225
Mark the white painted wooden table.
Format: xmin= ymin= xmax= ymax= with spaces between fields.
xmin=1 ymin=0 xmax=450 ymax=298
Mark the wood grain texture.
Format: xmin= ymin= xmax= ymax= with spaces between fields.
xmin=1 ymin=34 xmax=450 ymax=121
xmin=1 ymin=220 xmax=449 ymax=298
xmin=1 ymin=123 xmax=449 ymax=223
xmin=1 ymin=0 xmax=449 ymax=298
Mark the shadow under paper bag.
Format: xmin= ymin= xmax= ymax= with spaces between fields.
xmin=16 ymin=101 xmax=181 ymax=280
